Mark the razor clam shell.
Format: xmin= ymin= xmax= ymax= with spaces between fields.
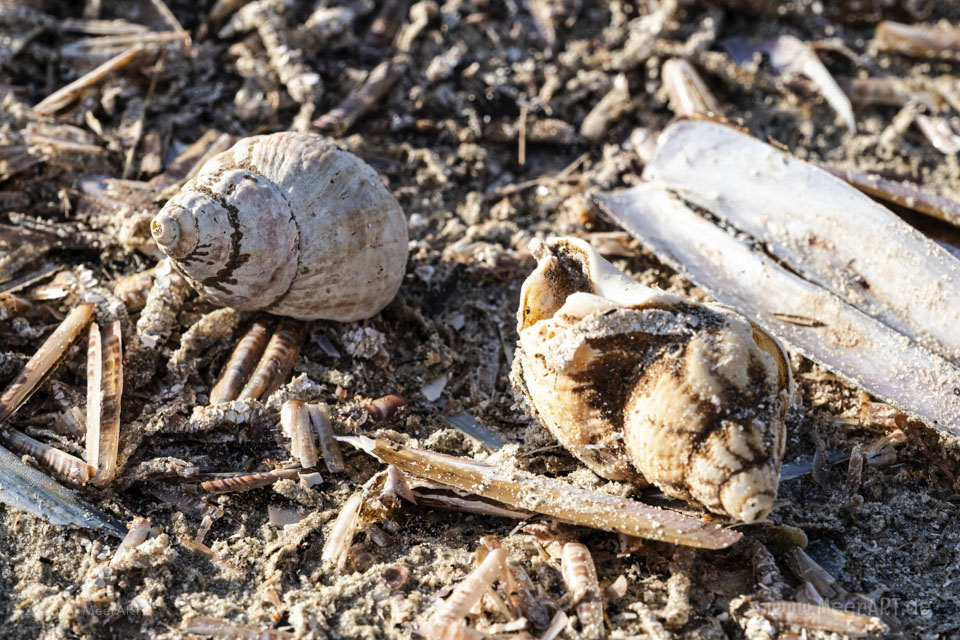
xmin=87 ymin=319 xmax=123 ymax=487
xmin=594 ymin=182 xmax=960 ymax=434
xmin=340 ymin=436 xmax=742 ymax=549
xmin=641 ymin=119 xmax=960 ymax=364
xmin=238 ymin=320 xmax=304 ymax=402
xmin=210 ymin=320 xmax=270 ymax=404
xmin=0 ymin=443 xmax=124 ymax=536
xmin=0 ymin=303 xmax=94 ymax=424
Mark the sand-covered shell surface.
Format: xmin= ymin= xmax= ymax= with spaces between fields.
xmin=511 ymin=237 xmax=793 ymax=522
xmin=150 ymin=132 xmax=408 ymax=321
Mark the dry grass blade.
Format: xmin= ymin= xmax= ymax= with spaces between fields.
xmin=340 ymin=436 xmax=743 ymax=549
xmin=0 ymin=303 xmax=94 ymax=424
xmin=0 ymin=428 xmax=94 ymax=484
xmin=87 ymin=320 xmax=123 ymax=487
xmin=595 ymin=182 xmax=960 ymax=434
xmin=33 ymin=44 xmax=143 ymax=115
xmin=210 ymin=321 xmax=270 ymax=404
xmin=427 ymin=547 xmax=506 ymax=635
xmin=755 ymin=601 xmax=887 ymax=636
xmin=641 ymin=120 xmax=960 ymax=363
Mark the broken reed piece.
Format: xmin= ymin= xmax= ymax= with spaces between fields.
xmin=755 ymin=601 xmax=887 ymax=637
xmin=426 ymin=547 xmax=507 ymax=637
xmin=313 ymin=57 xmax=406 ymax=136
xmin=340 ymin=435 xmax=742 ymax=549
xmin=838 ymin=76 xmax=942 ymax=110
xmin=0 ymin=428 xmax=94 ymax=484
xmin=209 ymin=320 xmax=270 ymax=404
xmin=200 ymin=468 xmax=300 ymax=494
xmin=307 ymin=403 xmax=344 ymax=473
xmin=662 ymin=58 xmax=723 ymax=118
xmin=362 ymin=394 xmax=407 ymax=423
xmin=321 ymin=489 xmax=363 ymax=569
xmin=33 ymin=44 xmax=144 ymax=115
xmin=86 ymin=319 xmax=123 ymax=487
xmin=875 ymin=21 xmax=960 ymax=61
xmin=237 ymin=320 xmax=305 ymax=402
xmin=815 ymin=162 xmax=960 ymax=229
xmin=0 ymin=303 xmax=94 ymax=424
xmin=280 ymin=399 xmax=318 ymax=469
xmin=562 ymin=543 xmax=604 ymax=639
xmin=184 ymin=616 xmax=294 ymax=640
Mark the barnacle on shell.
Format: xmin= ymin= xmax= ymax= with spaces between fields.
xmin=511 ymin=237 xmax=793 ymax=523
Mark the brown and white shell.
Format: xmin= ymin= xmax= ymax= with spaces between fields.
xmin=511 ymin=237 xmax=793 ymax=523
xmin=150 ymin=132 xmax=408 ymax=321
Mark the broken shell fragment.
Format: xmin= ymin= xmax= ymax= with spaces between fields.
xmin=511 ymin=237 xmax=791 ymax=522
xmin=280 ymin=399 xmax=318 ymax=469
xmin=340 ymin=435 xmax=742 ymax=549
xmin=237 ymin=320 xmax=304 ymax=402
xmin=307 ymin=403 xmax=344 ymax=473
xmin=210 ymin=321 xmax=270 ymax=404
xmin=0 ymin=303 xmax=94 ymax=424
xmin=86 ymin=319 xmax=123 ymax=487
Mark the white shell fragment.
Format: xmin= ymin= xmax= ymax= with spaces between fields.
xmin=86 ymin=319 xmax=123 ymax=487
xmin=595 ymin=119 xmax=960 ymax=435
xmin=151 ymin=132 xmax=408 ymax=321
xmin=512 ymin=237 xmax=791 ymax=522
xmin=340 ymin=435 xmax=743 ymax=549
xmin=642 ymin=119 xmax=960 ymax=364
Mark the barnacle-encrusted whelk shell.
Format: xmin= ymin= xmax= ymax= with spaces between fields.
xmin=511 ymin=237 xmax=793 ymax=523
xmin=150 ymin=132 xmax=408 ymax=321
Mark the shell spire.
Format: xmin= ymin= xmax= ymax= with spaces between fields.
xmin=152 ymin=132 xmax=408 ymax=321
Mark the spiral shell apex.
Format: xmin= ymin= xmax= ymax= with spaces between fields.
xmin=511 ymin=237 xmax=793 ymax=523
xmin=151 ymin=132 xmax=408 ymax=321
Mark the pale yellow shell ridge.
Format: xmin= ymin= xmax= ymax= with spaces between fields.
xmin=512 ymin=237 xmax=792 ymax=522
xmin=151 ymin=132 xmax=408 ymax=321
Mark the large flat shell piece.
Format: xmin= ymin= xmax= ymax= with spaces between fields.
xmin=342 ymin=435 xmax=743 ymax=549
xmin=642 ymin=119 xmax=960 ymax=365
xmin=595 ymin=183 xmax=960 ymax=435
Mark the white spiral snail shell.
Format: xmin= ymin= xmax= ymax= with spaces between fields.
xmin=150 ymin=132 xmax=408 ymax=321
xmin=511 ymin=237 xmax=793 ymax=523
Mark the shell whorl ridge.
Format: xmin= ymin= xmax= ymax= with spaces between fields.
xmin=152 ymin=132 xmax=408 ymax=321
xmin=512 ymin=237 xmax=793 ymax=523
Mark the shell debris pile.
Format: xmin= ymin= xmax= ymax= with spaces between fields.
xmin=3 ymin=1 xmax=960 ymax=639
